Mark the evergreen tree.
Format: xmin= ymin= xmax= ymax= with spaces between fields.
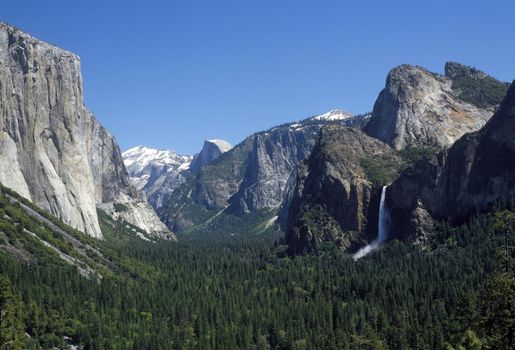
xmin=0 ymin=276 xmax=25 ymax=350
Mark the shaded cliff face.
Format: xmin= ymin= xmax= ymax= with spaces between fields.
xmin=159 ymin=111 xmax=368 ymax=232
xmin=387 ymin=81 xmax=515 ymax=242
xmin=0 ymin=23 xmax=173 ymax=239
xmin=364 ymin=63 xmax=506 ymax=150
xmin=284 ymin=125 xmax=404 ymax=254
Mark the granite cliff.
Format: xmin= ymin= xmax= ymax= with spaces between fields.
xmin=189 ymin=139 xmax=232 ymax=173
xmin=0 ymin=23 xmax=173 ymax=239
xmin=364 ymin=63 xmax=507 ymax=150
xmin=386 ymin=81 xmax=515 ymax=242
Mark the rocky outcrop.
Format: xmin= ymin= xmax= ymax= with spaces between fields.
xmin=444 ymin=61 xmax=492 ymax=81
xmin=159 ymin=112 xmax=367 ymax=232
xmin=284 ymin=125 xmax=404 ymax=254
xmin=364 ymin=63 xmax=505 ymax=150
xmin=189 ymin=139 xmax=232 ymax=173
xmin=123 ymin=146 xmax=192 ymax=209
xmin=386 ymin=81 xmax=515 ymax=242
xmin=0 ymin=23 xmax=173 ymax=239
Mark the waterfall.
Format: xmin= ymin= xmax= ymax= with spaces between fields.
xmin=377 ymin=185 xmax=390 ymax=242
xmin=353 ymin=186 xmax=390 ymax=260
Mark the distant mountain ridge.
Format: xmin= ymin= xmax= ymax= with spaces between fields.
xmin=117 ymin=60 xmax=508 ymax=250
xmin=123 ymin=139 xmax=232 ymax=210
xmin=123 ymin=146 xmax=192 ymax=191
xmin=157 ymin=111 xmax=370 ymax=234
xmin=123 ymin=146 xmax=193 ymax=209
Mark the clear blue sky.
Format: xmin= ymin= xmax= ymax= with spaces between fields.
xmin=3 ymin=0 xmax=514 ymax=154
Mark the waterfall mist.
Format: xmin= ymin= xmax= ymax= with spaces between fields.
xmin=353 ymin=185 xmax=390 ymax=260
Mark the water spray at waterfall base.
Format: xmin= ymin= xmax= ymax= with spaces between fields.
xmin=353 ymin=186 xmax=390 ymax=260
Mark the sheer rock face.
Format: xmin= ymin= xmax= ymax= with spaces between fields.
xmin=364 ymin=64 xmax=497 ymax=150
xmin=284 ymin=126 xmax=403 ymax=254
xmin=226 ymin=126 xmax=321 ymax=215
xmin=387 ymin=81 xmax=515 ymax=241
xmin=0 ymin=23 xmax=173 ymax=239
xmin=159 ymin=113 xmax=368 ymax=232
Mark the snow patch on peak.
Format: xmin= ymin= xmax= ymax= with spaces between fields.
xmin=207 ymin=139 xmax=232 ymax=153
xmin=189 ymin=139 xmax=233 ymax=173
xmin=312 ymin=109 xmax=353 ymax=121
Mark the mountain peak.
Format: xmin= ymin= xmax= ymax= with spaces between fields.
xmin=444 ymin=61 xmax=509 ymax=109
xmin=123 ymin=145 xmax=185 ymax=159
xmin=311 ymin=109 xmax=353 ymax=121
xmin=206 ymin=139 xmax=232 ymax=153
xmin=189 ymin=139 xmax=232 ymax=173
xmin=444 ymin=61 xmax=489 ymax=80
xmin=385 ymin=64 xmax=440 ymax=90
xmin=123 ymin=146 xmax=192 ymax=191
xmin=0 ymin=21 xmax=79 ymax=61
xmin=365 ymin=62 xmax=499 ymax=150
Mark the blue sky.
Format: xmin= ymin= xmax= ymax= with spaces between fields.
xmin=3 ymin=0 xmax=514 ymax=154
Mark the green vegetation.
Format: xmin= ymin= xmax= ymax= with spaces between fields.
xmin=360 ymin=146 xmax=437 ymax=186
xmin=0 ymin=184 xmax=513 ymax=349
xmin=197 ymin=138 xmax=251 ymax=182
xmin=398 ymin=145 xmax=437 ymax=165
xmin=360 ymin=156 xmax=404 ymax=186
xmin=185 ymin=208 xmax=278 ymax=236
xmin=451 ymin=74 xmax=508 ymax=108
xmin=112 ymin=203 xmax=128 ymax=213
xmin=157 ymin=179 xmax=220 ymax=231
xmin=175 ymin=202 xmax=217 ymax=230
xmin=0 ymin=275 xmax=24 ymax=350
xmin=292 ymin=203 xmax=357 ymax=251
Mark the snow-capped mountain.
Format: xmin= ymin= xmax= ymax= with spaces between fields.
xmin=123 ymin=146 xmax=192 ymax=190
xmin=123 ymin=139 xmax=233 ymax=210
xmin=123 ymin=146 xmax=193 ymax=208
xmin=311 ymin=109 xmax=353 ymax=121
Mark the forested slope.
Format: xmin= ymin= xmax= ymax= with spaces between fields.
xmin=1 ymin=180 xmax=512 ymax=349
